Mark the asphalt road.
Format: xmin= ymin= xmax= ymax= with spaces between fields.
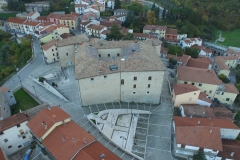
xmin=2 ymin=37 xmax=44 ymax=91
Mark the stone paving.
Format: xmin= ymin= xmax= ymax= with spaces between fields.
xmin=16 ymin=61 xmax=175 ymax=160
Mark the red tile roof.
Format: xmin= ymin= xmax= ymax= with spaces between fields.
xmin=0 ymin=148 xmax=7 ymax=160
xmin=87 ymin=24 xmax=105 ymax=31
xmin=42 ymin=121 xmax=95 ymax=160
xmin=173 ymin=84 xmax=199 ymax=95
xmin=75 ymin=4 xmax=87 ymax=7
xmin=42 ymin=39 xmax=56 ymax=51
xmin=223 ymin=84 xmax=239 ymax=94
xmin=60 ymin=33 xmax=74 ymax=39
xmin=192 ymin=44 xmax=212 ymax=53
xmin=186 ymin=58 xmax=209 ymax=69
xmin=176 ymin=126 xmax=223 ymax=151
xmin=27 ymin=106 xmax=70 ymax=139
xmin=0 ymin=113 xmax=29 ymax=132
xmin=215 ymin=56 xmax=229 ymax=70
xmin=218 ymin=139 xmax=240 ymax=159
xmin=73 ymin=141 xmax=121 ymax=160
xmin=198 ymin=92 xmax=212 ymax=104
xmin=179 ymin=54 xmax=190 ymax=63
xmin=143 ymin=25 xmax=167 ymax=31
xmin=174 ymin=116 xmax=239 ymax=129
xmin=197 ymin=56 xmax=212 ymax=64
xmin=6 ymin=17 xmax=26 ymax=24
xmin=134 ymin=33 xmax=157 ymax=39
xmin=24 ymin=21 xmax=40 ymax=26
xmin=177 ymin=66 xmax=222 ymax=85
xmin=166 ymin=28 xmax=178 ymax=35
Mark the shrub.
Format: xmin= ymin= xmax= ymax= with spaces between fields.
xmin=38 ymin=77 xmax=45 ymax=83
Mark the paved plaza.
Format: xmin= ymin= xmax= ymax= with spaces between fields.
xmin=16 ymin=62 xmax=175 ymax=160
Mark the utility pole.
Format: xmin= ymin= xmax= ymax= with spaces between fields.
xmin=32 ymin=85 xmax=38 ymax=98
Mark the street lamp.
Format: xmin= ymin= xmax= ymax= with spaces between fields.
xmin=32 ymin=86 xmax=38 ymax=98
xmin=120 ymin=136 xmax=127 ymax=149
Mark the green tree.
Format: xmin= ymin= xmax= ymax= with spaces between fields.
xmin=49 ymin=2 xmax=54 ymax=12
xmin=114 ymin=0 xmax=121 ymax=10
xmin=1 ymin=4 xmax=8 ymax=11
xmin=147 ymin=11 xmax=157 ymax=24
xmin=106 ymin=24 xmax=123 ymax=40
xmin=162 ymin=8 xmax=166 ymax=19
xmin=185 ymin=47 xmax=199 ymax=58
xmin=193 ymin=151 xmax=207 ymax=160
xmin=123 ymin=33 xmax=134 ymax=40
xmin=219 ymin=74 xmax=230 ymax=83
xmin=169 ymin=57 xmax=177 ymax=65
xmin=168 ymin=45 xmax=183 ymax=56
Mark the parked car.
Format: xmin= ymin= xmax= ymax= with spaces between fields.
xmin=170 ymin=73 xmax=175 ymax=78
xmin=24 ymin=149 xmax=33 ymax=160
xmin=167 ymin=65 xmax=175 ymax=69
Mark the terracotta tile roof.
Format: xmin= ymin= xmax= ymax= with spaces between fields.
xmin=89 ymin=5 xmax=100 ymax=11
xmin=160 ymin=46 xmax=168 ymax=54
xmin=192 ymin=44 xmax=212 ymax=53
xmin=0 ymin=87 xmax=9 ymax=92
xmin=143 ymin=25 xmax=167 ymax=31
xmin=101 ymin=29 xmax=110 ymax=35
xmin=218 ymin=139 xmax=240 ymax=159
xmin=173 ymin=84 xmax=199 ymax=95
xmin=39 ymin=22 xmax=53 ymax=27
xmin=83 ymin=0 xmax=91 ymax=4
xmin=57 ymin=34 xmax=89 ymax=47
xmin=6 ymin=17 xmax=26 ymax=24
xmin=80 ymin=21 xmax=92 ymax=26
xmin=213 ymin=108 xmax=233 ymax=120
xmin=75 ymin=4 xmax=87 ymax=7
xmin=184 ymin=39 xmax=191 ymax=43
xmin=75 ymin=40 xmax=165 ymax=79
xmin=174 ymin=116 xmax=240 ymax=129
xmin=73 ymin=141 xmax=121 ymax=160
xmin=25 ymin=103 xmax=50 ymax=119
xmin=226 ymin=48 xmax=240 ymax=55
xmin=60 ymin=33 xmax=74 ymax=39
xmin=179 ymin=54 xmax=190 ymax=63
xmin=181 ymin=104 xmax=215 ymax=118
xmin=198 ymin=92 xmax=212 ymax=104
xmin=186 ymin=58 xmax=209 ymax=69
xmin=27 ymin=106 xmax=70 ymax=139
xmin=81 ymin=12 xmax=96 ymax=21
xmin=177 ymin=66 xmax=222 ymax=85
xmin=0 ymin=113 xmax=29 ymax=132
xmin=134 ymin=33 xmax=157 ymax=39
xmin=197 ymin=56 xmax=212 ymax=64
xmin=27 ymin=12 xmax=36 ymax=16
xmin=176 ymin=126 xmax=223 ymax=151
xmin=0 ymin=148 xmax=6 ymax=160
xmin=56 ymin=24 xmax=69 ymax=28
xmin=215 ymin=56 xmax=229 ymax=70
xmin=87 ymin=24 xmax=105 ymax=31
xmin=223 ymin=84 xmax=239 ymax=94
xmin=222 ymin=56 xmax=238 ymax=60
xmin=42 ymin=39 xmax=56 ymax=51
xmin=24 ymin=21 xmax=40 ymax=26
xmin=95 ymin=2 xmax=104 ymax=7
xmin=166 ymin=28 xmax=178 ymax=35
xmin=47 ymin=13 xmax=63 ymax=19
xmin=36 ymin=16 xmax=48 ymax=21
xmin=42 ymin=121 xmax=95 ymax=160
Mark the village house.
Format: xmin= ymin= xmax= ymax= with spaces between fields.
xmin=86 ymin=24 xmax=107 ymax=37
xmin=166 ymin=54 xmax=191 ymax=66
xmin=186 ymin=57 xmax=212 ymax=69
xmin=0 ymin=113 xmax=31 ymax=156
xmin=0 ymin=87 xmax=17 ymax=106
xmin=6 ymin=18 xmax=26 ymax=33
xmin=0 ymin=0 xmax=7 ymax=8
xmin=36 ymin=16 xmax=49 ymax=23
xmin=84 ymin=8 xmax=100 ymax=19
xmin=27 ymin=107 xmax=120 ymax=160
xmin=214 ymin=56 xmax=238 ymax=77
xmin=217 ymin=139 xmax=240 ymax=160
xmin=165 ymin=28 xmax=178 ymax=42
xmin=134 ymin=33 xmax=157 ymax=40
xmin=41 ymin=39 xmax=58 ymax=64
xmin=107 ymin=0 xmax=114 ymax=9
xmin=114 ymin=9 xmax=129 ymax=16
xmin=23 ymin=21 xmax=40 ymax=35
xmin=75 ymin=4 xmax=87 ymax=14
xmin=224 ymin=46 xmax=240 ymax=61
xmin=80 ymin=11 xmax=97 ymax=22
xmin=191 ymin=44 xmax=212 ymax=58
xmin=180 ymin=38 xmax=202 ymax=48
xmin=143 ymin=25 xmax=167 ymax=39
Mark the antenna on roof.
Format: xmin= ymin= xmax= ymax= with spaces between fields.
xmin=230 ymin=151 xmax=235 ymax=156
xmin=197 ymin=121 xmax=201 ymax=125
xmin=48 ymin=107 xmax=51 ymax=110
xmin=62 ymin=136 xmax=66 ymax=143
xmin=100 ymin=153 xmax=105 ymax=159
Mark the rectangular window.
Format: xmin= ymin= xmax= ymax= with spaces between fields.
xmin=133 ymin=92 xmax=136 ymax=95
xmin=184 ymin=82 xmax=187 ymax=84
xmin=52 ymin=49 xmax=54 ymax=51
xmin=55 ymin=48 xmax=57 ymax=50
xmin=134 ymin=77 xmax=137 ymax=81
xmin=194 ymin=93 xmax=196 ymax=95
xmin=22 ymin=136 xmax=26 ymax=139
xmin=121 ymin=79 xmax=124 ymax=85
xmin=99 ymin=54 xmax=101 ymax=57
xmin=133 ymin=84 xmax=136 ymax=88
xmin=66 ymin=53 xmax=68 ymax=56
xmin=198 ymin=83 xmax=202 ymax=86
xmin=0 ymin=132 xmax=3 ymax=135
xmin=91 ymin=78 xmax=94 ymax=81
xmin=53 ymin=54 xmax=55 ymax=56
xmin=181 ymin=144 xmax=185 ymax=148
xmin=209 ymin=90 xmax=212 ymax=94
xmin=221 ymin=92 xmax=224 ymax=95
xmin=148 ymin=84 xmax=150 ymax=88
xmin=192 ymin=83 xmax=195 ymax=85
xmin=17 ymin=124 xmax=21 ymax=127
xmin=108 ymin=54 xmax=110 ymax=57
xmin=4 ymin=139 xmax=8 ymax=142
xmin=117 ymin=53 xmax=120 ymax=56
xmin=18 ymin=145 xmax=22 ymax=148
xmin=226 ymin=98 xmax=230 ymax=101
xmin=104 ymin=76 xmax=107 ymax=78
xmin=148 ymin=76 xmax=152 ymax=80
xmin=8 ymin=145 xmax=12 ymax=149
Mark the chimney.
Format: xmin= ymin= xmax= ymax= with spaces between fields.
xmin=197 ymin=121 xmax=201 ymax=125
xmin=83 ymin=138 xmax=87 ymax=144
xmin=230 ymin=151 xmax=235 ymax=156
xmin=210 ymin=130 xmax=212 ymax=133
xmin=190 ymin=115 xmax=192 ymax=119
xmin=48 ymin=107 xmax=51 ymax=110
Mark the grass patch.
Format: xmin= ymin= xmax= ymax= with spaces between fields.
xmin=0 ymin=13 xmax=16 ymax=19
xmin=11 ymin=88 xmax=39 ymax=115
xmin=216 ymin=28 xmax=240 ymax=47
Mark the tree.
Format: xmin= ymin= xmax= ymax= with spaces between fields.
xmin=168 ymin=45 xmax=183 ymax=56
xmin=185 ymin=47 xmax=199 ymax=58
xmin=106 ymin=24 xmax=123 ymax=40
xmin=169 ymin=57 xmax=177 ymax=65
xmin=114 ymin=0 xmax=121 ymax=10
xmin=193 ymin=151 xmax=207 ymax=160
xmin=162 ymin=8 xmax=166 ymax=19
xmin=49 ymin=2 xmax=54 ymax=12
xmin=1 ymin=4 xmax=8 ymax=11
xmin=219 ymin=74 xmax=230 ymax=83
xmin=123 ymin=33 xmax=134 ymax=40
xmin=147 ymin=11 xmax=157 ymax=24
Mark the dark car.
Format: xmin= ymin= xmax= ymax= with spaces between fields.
xmin=167 ymin=65 xmax=174 ymax=69
xmin=170 ymin=73 xmax=175 ymax=78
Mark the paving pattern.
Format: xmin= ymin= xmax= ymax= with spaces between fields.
xmin=20 ymin=62 xmax=175 ymax=160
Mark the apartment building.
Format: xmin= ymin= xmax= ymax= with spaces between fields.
xmin=0 ymin=113 xmax=31 ymax=156
xmin=75 ymin=4 xmax=87 ymax=14
xmin=74 ymin=39 xmax=165 ymax=106
xmin=27 ymin=107 xmax=120 ymax=160
xmin=177 ymin=66 xmax=238 ymax=105
xmin=0 ymin=90 xmax=11 ymax=120
xmin=6 ymin=18 xmax=26 ymax=33
xmin=86 ymin=24 xmax=107 ymax=37
xmin=41 ymin=39 xmax=58 ymax=63
xmin=0 ymin=87 xmax=17 ymax=106
xmin=214 ymin=56 xmax=238 ymax=77
xmin=143 ymin=25 xmax=167 ymax=38
xmin=224 ymin=46 xmax=240 ymax=61
xmin=23 ymin=21 xmax=40 ymax=35
xmin=180 ymin=38 xmax=202 ymax=48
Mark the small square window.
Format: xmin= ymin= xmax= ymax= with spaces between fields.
xmin=133 ymin=84 xmax=136 ymax=88
xmin=8 ymin=91 xmax=10 ymax=92
xmin=8 ymin=145 xmax=12 ymax=148
xmin=221 ymin=92 xmax=224 ymax=95
xmin=17 ymin=124 xmax=21 ymax=127
xmin=53 ymin=54 xmax=55 ymax=56
xmin=117 ymin=53 xmax=120 ymax=56
xmin=148 ymin=76 xmax=152 ymax=80
xmin=121 ymin=79 xmax=124 ymax=85
xmin=192 ymin=83 xmax=195 ymax=85
xmin=22 ymin=136 xmax=26 ymax=139
xmin=4 ymin=139 xmax=8 ymax=142
xmin=52 ymin=49 xmax=54 ymax=51
xmin=209 ymin=90 xmax=212 ymax=94
xmin=10 ymin=96 xmax=12 ymax=98
xmin=148 ymin=84 xmax=150 ymax=88
xmin=226 ymin=98 xmax=230 ymax=101
xmin=198 ymin=84 xmax=202 ymax=86
xmin=104 ymin=76 xmax=107 ymax=78
xmin=194 ymin=93 xmax=196 ymax=95
xmin=55 ymin=48 xmax=57 ymax=50
xmin=146 ymin=91 xmax=150 ymax=95
xmin=99 ymin=54 xmax=101 ymax=57
xmin=66 ymin=53 xmax=68 ymax=56
xmin=18 ymin=145 xmax=22 ymax=148
xmin=134 ymin=77 xmax=137 ymax=81
xmin=91 ymin=78 xmax=94 ymax=81
xmin=184 ymin=82 xmax=187 ymax=84
xmin=133 ymin=92 xmax=136 ymax=94
xmin=108 ymin=54 xmax=110 ymax=57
